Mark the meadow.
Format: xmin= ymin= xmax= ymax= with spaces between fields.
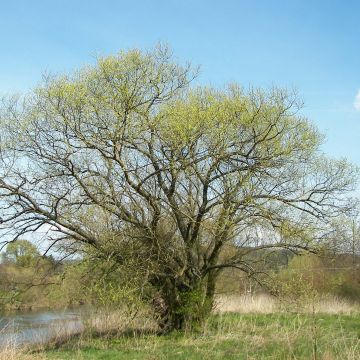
xmin=2 ymin=295 xmax=359 ymax=360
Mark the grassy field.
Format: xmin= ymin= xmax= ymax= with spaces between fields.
xmin=36 ymin=313 xmax=360 ymax=360
xmin=2 ymin=296 xmax=360 ymax=360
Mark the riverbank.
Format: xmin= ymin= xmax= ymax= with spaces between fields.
xmin=2 ymin=295 xmax=360 ymax=360
xmin=5 ymin=313 xmax=360 ymax=360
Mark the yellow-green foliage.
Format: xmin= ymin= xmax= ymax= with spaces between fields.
xmin=159 ymin=86 xmax=322 ymax=159
xmin=273 ymin=253 xmax=358 ymax=304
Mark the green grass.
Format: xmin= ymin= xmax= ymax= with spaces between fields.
xmin=42 ymin=313 xmax=360 ymax=360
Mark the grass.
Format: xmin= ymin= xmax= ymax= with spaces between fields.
xmin=4 ymin=295 xmax=360 ymax=360
xmin=42 ymin=313 xmax=360 ymax=359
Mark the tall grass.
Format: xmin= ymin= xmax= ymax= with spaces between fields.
xmin=81 ymin=306 xmax=158 ymax=338
xmin=215 ymin=293 xmax=277 ymax=314
xmin=1 ymin=295 xmax=359 ymax=359
xmin=215 ymin=293 xmax=360 ymax=315
xmin=0 ymin=338 xmax=46 ymax=360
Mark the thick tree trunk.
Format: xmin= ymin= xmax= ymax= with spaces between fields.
xmin=151 ymin=275 xmax=215 ymax=333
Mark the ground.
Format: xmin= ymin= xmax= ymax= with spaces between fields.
xmin=2 ymin=295 xmax=359 ymax=360
xmin=41 ymin=313 xmax=360 ymax=360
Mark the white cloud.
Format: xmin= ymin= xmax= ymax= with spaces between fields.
xmin=354 ymin=90 xmax=360 ymax=111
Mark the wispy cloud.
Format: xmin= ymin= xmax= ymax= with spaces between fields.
xmin=354 ymin=90 xmax=360 ymax=111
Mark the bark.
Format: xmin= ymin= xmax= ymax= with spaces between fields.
xmin=151 ymin=275 xmax=214 ymax=333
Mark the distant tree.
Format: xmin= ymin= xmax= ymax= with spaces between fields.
xmin=2 ymin=240 xmax=40 ymax=267
xmin=326 ymin=213 xmax=360 ymax=259
xmin=0 ymin=46 xmax=357 ymax=331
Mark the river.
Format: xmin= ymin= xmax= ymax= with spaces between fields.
xmin=0 ymin=307 xmax=86 ymax=348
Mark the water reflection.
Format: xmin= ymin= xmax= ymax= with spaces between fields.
xmin=0 ymin=308 xmax=84 ymax=347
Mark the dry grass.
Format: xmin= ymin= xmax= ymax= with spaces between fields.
xmin=307 ymin=296 xmax=360 ymax=315
xmin=215 ymin=293 xmax=360 ymax=315
xmin=1 ymin=295 xmax=359 ymax=359
xmin=82 ymin=306 xmax=158 ymax=336
xmin=215 ymin=293 xmax=278 ymax=314
xmin=0 ymin=342 xmax=46 ymax=360
xmin=0 ymin=315 xmax=82 ymax=359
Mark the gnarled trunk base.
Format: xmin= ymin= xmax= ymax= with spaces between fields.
xmin=151 ymin=278 xmax=215 ymax=333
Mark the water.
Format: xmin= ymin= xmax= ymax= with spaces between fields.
xmin=0 ymin=307 xmax=85 ymax=347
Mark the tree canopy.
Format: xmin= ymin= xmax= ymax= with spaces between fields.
xmin=0 ymin=46 xmax=357 ymax=330
xmin=2 ymin=239 xmax=40 ymax=267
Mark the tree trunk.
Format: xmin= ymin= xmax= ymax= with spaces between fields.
xmin=151 ymin=275 xmax=215 ymax=333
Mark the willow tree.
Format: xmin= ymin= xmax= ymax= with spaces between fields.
xmin=0 ymin=46 xmax=357 ymax=331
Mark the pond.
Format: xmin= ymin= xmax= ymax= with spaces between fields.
xmin=0 ymin=307 xmax=86 ymax=347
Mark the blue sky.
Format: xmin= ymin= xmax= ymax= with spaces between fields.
xmin=1 ymin=0 xmax=359 ymax=166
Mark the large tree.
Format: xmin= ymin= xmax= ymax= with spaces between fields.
xmin=0 ymin=46 xmax=357 ymax=331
